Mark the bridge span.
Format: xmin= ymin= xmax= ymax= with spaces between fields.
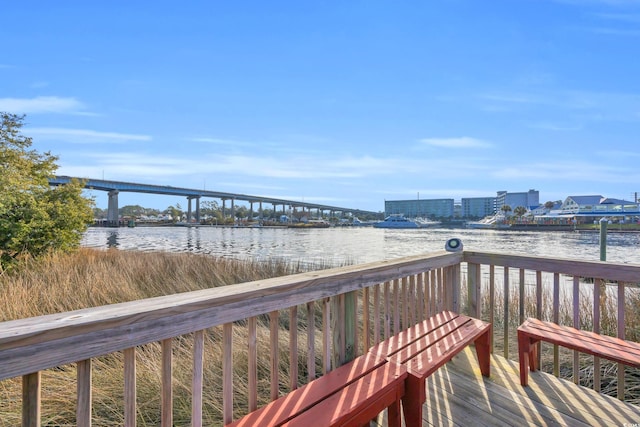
xmin=49 ymin=176 xmax=379 ymax=225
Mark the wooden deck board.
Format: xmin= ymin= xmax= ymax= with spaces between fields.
xmin=375 ymin=347 xmax=640 ymax=426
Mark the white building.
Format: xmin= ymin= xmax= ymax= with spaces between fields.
xmin=559 ymin=196 xmax=639 ymax=217
xmin=495 ymin=189 xmax=539 ymax=213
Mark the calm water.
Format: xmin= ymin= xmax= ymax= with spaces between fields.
xmin=81 ymin=226 xmax=640 ymax=266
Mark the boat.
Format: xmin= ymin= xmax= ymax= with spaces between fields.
xmin=351 ymin=217 xmax=377 ymax=227
xmin=414 ymin=217 xmax=442 ymax=227
xmin=466 ymin=215 xmax=511 ymax=229
xmin=373 ymin=214 xmax=440 ymax=229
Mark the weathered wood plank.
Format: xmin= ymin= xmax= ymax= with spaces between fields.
xmin=306 ymin=302 xmax=315 ymax=381
xmin=288 ymin=306 xmax=298 ymax=390
xmin=22 ymin=372 xmax=40 ymax=427
xmin=124 ymin=347 xmax=136 ymax=427
xmin=247 ymin=316 xmax=257 ymax=411
xmin=322 ymin=298 xmax=330 ymax=375
xmin=269 ymin=311 xmax=279 ymax=401
xmin=192 ymin=330 xmax=204 ymax=427
xmin=464 ymin=251 xmax=640 ymax=283
xmin=223 ymin=323 xmax=233 ymax=424
xmin=407 ymin=346 xmax=640 ymax=427
xmin=77 ymin=359 xmax=92 ymax=427
xmin=160 ymin=339 xmax=172 ymax=427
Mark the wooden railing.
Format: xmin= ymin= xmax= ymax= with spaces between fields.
xmin=464 ymin=251 xmax=640 ymax=401
xmin=1 ymin=250 xmax=638 ymax=426
xmin=0 ymin=251 xmax=462 ymax=426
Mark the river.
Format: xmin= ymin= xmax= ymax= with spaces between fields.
xmin=81 ymin=226 xmax=640 ymax=266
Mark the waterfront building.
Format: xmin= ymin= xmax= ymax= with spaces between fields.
xmin=559 ymin=195 xmax=640 ymax=219
xmin=461 ymin=197 xmax=496 ymax=219
xmin=384 ymin=198 xmax=454 ymax=219
xmin=495 ymin=189 xmax=539 ymax=213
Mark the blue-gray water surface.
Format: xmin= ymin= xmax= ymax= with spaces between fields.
xmin=81 ymin=226 xmax=640 ymax=266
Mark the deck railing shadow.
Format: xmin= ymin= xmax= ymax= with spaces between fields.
xmin=1 ymin=250 xmax=638 ymax=426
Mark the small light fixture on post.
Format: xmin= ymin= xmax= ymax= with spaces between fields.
xmin=445 ymin=238 xmax=463 ymax=252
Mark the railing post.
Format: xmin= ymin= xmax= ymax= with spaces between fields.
xmin=451 ymin=264 xmax=461 ymax=313
xmin=77 ymin=359 xmax=92 ymax=427
xmin=599 ymin=217 xmax=608 ymax=261
xmin=467 ymin=263 xmax=480 ymax=318
xmin=22 ymin=372 xmax=41 ymax=427
xmin=332 ymin=291 xmax=356 ymax=367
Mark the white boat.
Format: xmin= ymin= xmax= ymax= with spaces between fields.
xmin=414 ymin=217 xmax=442 ymax=227
xmin=466 ymin=215 xmax=510 ymax=229
xmin=373 ymin=214 xmax=439 ymax=229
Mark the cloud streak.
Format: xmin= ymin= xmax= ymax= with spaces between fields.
xmin=30 ymin=128 xmax=152 ymax=143
xmin=0 ymin=96 xmax=88 ymax=114
xmin=420 ymin=137 xmax=494 ymax=149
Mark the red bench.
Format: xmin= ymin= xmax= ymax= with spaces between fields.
xmin=518 ymin=318 xmax=640 ymax=386
xmin=227 ymin=352 xmax=407 ymax=427
xmin=369 ymin=311 xmax=491 ymax=426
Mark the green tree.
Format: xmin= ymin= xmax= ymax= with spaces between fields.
xmin=0 ymin=113 xmax=94 ymax=271
xmin=514 ymin=206 xmax=528 ymax=217
xmin=500 ymin=205 xmax=512 ymax=215
xmin=165 ymin=205 xmax=182 ymax=222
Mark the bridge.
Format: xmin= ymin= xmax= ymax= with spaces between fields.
xmin=49 ymin=176 xmax=380 ymax=225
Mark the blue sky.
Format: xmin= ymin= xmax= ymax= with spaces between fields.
xmin=2 ymin=0 xmax=640 ymax=212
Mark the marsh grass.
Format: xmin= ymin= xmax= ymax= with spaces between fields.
xmin=0 ymin=249 xmax=328 ymax=426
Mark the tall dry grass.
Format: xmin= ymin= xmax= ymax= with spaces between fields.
xmin=0 ymin=249 xmax=330 ymax=426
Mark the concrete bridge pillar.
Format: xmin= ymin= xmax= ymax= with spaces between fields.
xmin=249 ymin=202 xmax=254 ymax=221
xmin=187 ymin=196 xmax=200 ymax=224
xmin=107 ymin=190 xmax=119 ymax=226
xmin=222 ymin=199 xmax=226 ymax=220
xmin=259 ymin=201 xmax=263 ymax=220
xmin=231 ymin=198 xmax=235 ymax=224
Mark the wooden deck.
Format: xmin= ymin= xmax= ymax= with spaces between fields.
xmin=376 ymin=347 xmax=640 ymax=427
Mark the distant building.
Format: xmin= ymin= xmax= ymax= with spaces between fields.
xmin=385 ymin=199 xmax=454 ymax=219
xmin=461 ymin=197 xmax=496 ymax=219
xmin=495 ymin=189 xmax=539 ymax=213
xmin=559 ymin=196 xmax=640 ymax=217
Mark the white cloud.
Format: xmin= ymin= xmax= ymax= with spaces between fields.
xmin=589 ymin=27 xmax=640 ymax=36
xmin=0 ymin=96 xmax=87 ymax=114
xmin=420 ymin=137 xmax=493 ymax=149
xmin=491 ymin=161 xmax=640 ymax=183
xmin=190 ymin=137 xmax=256 ymax=147
xmin=527 ymin=122 xmax=583 ymax=131
xmin=30 ymin=127 xmax=152 ymax=143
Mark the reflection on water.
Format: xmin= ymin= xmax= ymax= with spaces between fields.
xmin=81 ymin=226 xmax=640 ymax=265
xmin=107 ymin=231 xmax=119 ymax=248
